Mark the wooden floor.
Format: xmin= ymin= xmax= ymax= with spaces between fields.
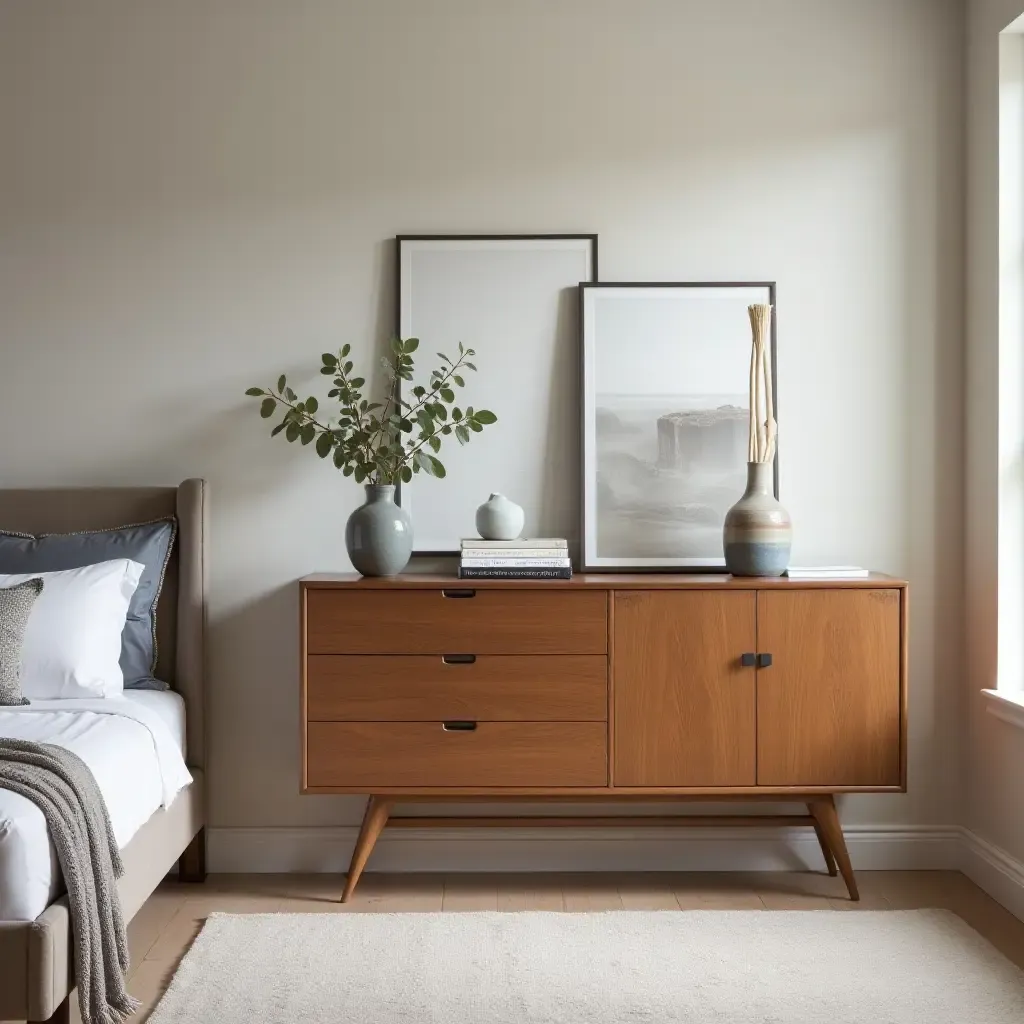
xmin=64 ymin=869 xmax=1024 ymax=1022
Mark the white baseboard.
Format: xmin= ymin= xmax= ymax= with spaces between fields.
xmin=208 ymin=824 xmax=963 ymax=875
xmin=961 ymin=829 xmax=1024 ymax=922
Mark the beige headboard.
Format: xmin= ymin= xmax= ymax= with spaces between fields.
xmin=0 ymin=479 xmax=208 ymax=769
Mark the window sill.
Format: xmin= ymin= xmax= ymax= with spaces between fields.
xmin=982 ymin=689 xmax=1024 ymax=730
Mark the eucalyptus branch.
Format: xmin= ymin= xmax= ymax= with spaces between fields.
xmin=246 ymin=338 xmax=496 ymax=486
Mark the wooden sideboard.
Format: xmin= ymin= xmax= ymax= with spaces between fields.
xmin=300 ymin=573 xmax=908 ymax=902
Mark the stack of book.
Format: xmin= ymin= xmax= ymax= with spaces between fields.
xmin=458 ymin=538 xmax=572 ymax=580
xmin=785 ymin=566 xmax=869 ymax=579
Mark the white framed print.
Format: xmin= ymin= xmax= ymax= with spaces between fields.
xmin=580 ymin=282 xmax=778 ymax=572
xmin=397 ymin=234 xmax=598 ymax=554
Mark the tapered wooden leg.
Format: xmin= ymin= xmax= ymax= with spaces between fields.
xmin=808 ymin=806 xmax=838 ymax=877
xmin=179 ymin=825 xmax=207 ymax=883
xmin=341 ymin=797 xmax=391 ymax=902
xmin=809 ymin=796 xmax=858 ymax=900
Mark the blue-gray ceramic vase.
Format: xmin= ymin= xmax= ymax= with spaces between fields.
xmin=345 ymin=484 xmax=413 ymax=577
xmin=723 ymin=462 xmax=792 ymax=577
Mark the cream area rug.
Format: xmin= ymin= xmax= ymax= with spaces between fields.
xmin=146 ymin=910 xmax=1024 ymax=1023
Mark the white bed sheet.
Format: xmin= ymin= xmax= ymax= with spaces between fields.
xmin=0 ymin=694 xmax=192 ymax=922
xmin=124 ymin=689 xmax=187 ymax=757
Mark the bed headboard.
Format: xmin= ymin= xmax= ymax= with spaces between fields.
xmin=0 ymin=479 xmax=208 ymax=769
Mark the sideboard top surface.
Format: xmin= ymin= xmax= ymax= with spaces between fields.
xmin=301 ymin=572 xmax=906 ymax=590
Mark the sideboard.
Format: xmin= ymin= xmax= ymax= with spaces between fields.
xmin=299 ymin=573 xmax=908 ymax=902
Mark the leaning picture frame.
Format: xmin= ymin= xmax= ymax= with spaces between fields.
xmin=580 ymin=282 xmax=778 ymax=572
xmin=396 ymin=234 xmax=598 ymax=554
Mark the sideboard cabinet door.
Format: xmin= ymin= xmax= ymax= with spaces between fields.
xmin=613 ymin=591 xmax=757 ymax=787
xmin=756 ymin=590 xmax=902 ymax=787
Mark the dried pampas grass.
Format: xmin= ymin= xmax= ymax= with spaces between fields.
xmin=747 ymin=304 xmax=776 ymax=464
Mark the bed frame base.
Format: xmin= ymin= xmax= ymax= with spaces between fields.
xmin=179 ymin=825 xmax=207 ymax=883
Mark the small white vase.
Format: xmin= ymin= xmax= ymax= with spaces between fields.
xmin=475 ymin=493 xmax=525 ymax=540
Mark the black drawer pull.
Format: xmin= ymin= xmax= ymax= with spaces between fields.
xmin=442 ymin=589 xmax=476 ymax=599
xmin=757 ymin=653 xmax=773 ymax=669
xmin=442 ymin=654 xmax=477 ymax=665
xmin=442 ymin=721 xmax=478 ymax=732
xmin=740 ymin=653 xmax=756 ymax=668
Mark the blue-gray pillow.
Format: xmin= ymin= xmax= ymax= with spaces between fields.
xmin=0 ymin=518 xmax=176 ymax=690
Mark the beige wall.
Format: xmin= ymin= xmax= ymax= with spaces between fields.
xmin=0 ymin=1 xmax=964 ymax=856
xmin=967 ymin=0 xmax=1024 ymax=864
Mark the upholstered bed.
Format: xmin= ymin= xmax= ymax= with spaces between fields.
xmin=0 ymin=480 xmax=208 ymax=1024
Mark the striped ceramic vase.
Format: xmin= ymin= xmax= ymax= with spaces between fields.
xmin=723 ymin=462 xmax=792 ymax=577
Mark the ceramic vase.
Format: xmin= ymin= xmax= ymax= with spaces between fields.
xmin=723 ymin=462 xmax=792 ymax=577
xmin=345 ymin=484 xmax=413 ymax=577
xmin=475 ymin=493 xmax=525 ymax=540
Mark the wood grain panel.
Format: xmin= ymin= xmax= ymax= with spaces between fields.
xmin=756 ymin=589 xmax=902 ymax=787
xmin=306 ymin=722 xmax=608 ymax=788
xmin=612 ymin=591 xmax=757 ymax=787
xmin=305 ymin=590 xmax=607 ymax=655
xmin=306 ymin=655 xmax=607 ymax=721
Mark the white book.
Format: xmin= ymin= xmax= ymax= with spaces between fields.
xmin=460 ymin=538 xmax=568 ymax=550
xmin=785 ymin=566 xmax=869 ymax=578
xmin=460 ymin=557 xmax=572 ymax=569
xmin=461 ymin=547 xmax=567 ymax=559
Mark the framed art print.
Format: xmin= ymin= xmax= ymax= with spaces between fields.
xmin=397 ymin=234 xmax=598 ymax=554
xmin=580 ymin=282 xmax=778 ymax=571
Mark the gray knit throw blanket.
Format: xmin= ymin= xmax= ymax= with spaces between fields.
xmin=0 ymin=739 xmax=140 ymax=1024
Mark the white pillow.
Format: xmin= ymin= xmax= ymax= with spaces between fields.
xmin=0 ymin=559 xmax=144 ymax=699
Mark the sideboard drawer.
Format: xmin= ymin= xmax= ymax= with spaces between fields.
xmin=305 ymin=590 xmax=608 ymax=655
xmin=306 ymin=722 xmax=608 ymax=788
xmin=306 ymin=655 xmax=608 ymax=721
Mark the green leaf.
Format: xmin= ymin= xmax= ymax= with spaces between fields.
xmin=469 ymin=420 xmax=483 ymax=432
xmin=428 ymin=456 xmax=446 ymax=478
xmin=285 ymin=387 xmax=297 ymax=402
xmin=270 ymin=422 xmax=286 ymax=437
xmin=320 ymin=366 xmax=335 ymax=375
xmin=453 ymin=375 xmax=464 ymax=387
xmin=437 ymin=353 xmax=450 ymax=364
xmin=440 ymin=388 xmax=455 ymax=403
xmin=260 ymin=397 xmax=276 ymax=418
xmin=333 ymin=447 xmax=347 ymax=469
xmin=306 ymin=396 xmax=318 ymax=414
xmin=245 ymin=387 xmax=265 ymax=397
xmin=322 ymin=352 xmax=337 ymax=366
xmin=277 ymin=375 xmax=286 ymax=393
xmin=285 ymin=423 xmax=300 ymax=442
xmin=343 ymin=464 xmax=354 ymax=477
xmin=401 ymin=465 xmax=412 ymax=484
xmin=350 ymin=378 xmax=365 ymax=389
xmin=456 ymin=424 xmax=470 ymax=445
xmin=341 ymin=343 xmax=351 ymax=358
xmin=428 ymin=434 xmax=441 ymax=452
xmin=458 ymin=341 xmax=464 ymax=353
xmin=441 ymin=424 xmax=452 ymax=435
xmin=465 ymin=362 xmax=477 ymax=371
xmin=434 ymin=404 xmax=448 ymax=421
xmin=474 ymin=409 xmax=497 ymax=424
xmin=403 ymin=337 xmax=419 ymax=353
xmin=300 ymin=424 xmax=316 ymax=445
xmin=315 ymin=432 xmax=333 ymax=458
xmin=452 ymin=407 xmax=463 ymax=420
xmin=354 ymin=465 xmax=367 ymax=483
xmin=413 ymin=386 xmax=426 ymax=398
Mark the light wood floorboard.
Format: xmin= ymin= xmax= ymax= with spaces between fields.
xmin=52 ymin=870 xmax=1024 ymax=1023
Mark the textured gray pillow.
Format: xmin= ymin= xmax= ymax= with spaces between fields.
xmin=0 ymin=578 xmax=43 ymax=706
xmin=0 ymin=518 xmax=176 ymax=690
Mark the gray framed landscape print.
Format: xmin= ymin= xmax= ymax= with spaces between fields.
xmin=580 ymin=282 xmax=777 ymax=571
xmin=397 ymin=234 xmax=598 ymax=554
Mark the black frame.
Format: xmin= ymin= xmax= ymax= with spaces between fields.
xmin=395 ymin=233 xmax=600 ymax=555
xmin=579 ymin=281 xmax=778 ymax=573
